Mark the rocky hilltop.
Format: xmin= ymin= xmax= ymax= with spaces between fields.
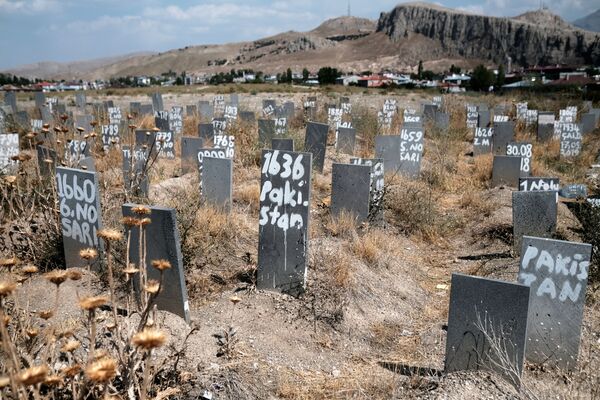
xmin=377 ymin=3 xmax=600 ymax=66
xmin=574 ymin=9 xmax=600 ymax=32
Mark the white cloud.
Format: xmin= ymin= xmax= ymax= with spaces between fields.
xmin=0 ymin=0 xmax=58 ymax=13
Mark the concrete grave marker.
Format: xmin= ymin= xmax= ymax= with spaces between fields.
xmin=434 ymin=112 xmax=449 ymax=130
xmin=75 ymin=114 xmax=93 ymax=134
xmin=101 ymin=124 xmax=120 ymax=152
xmin=36 ymin=145 xmax=57 ymax=177
xmin=239 ymin=111 xmax=256 ymax=123
xmin=212 ymin=117 xmax=227 ymax=136
xmin=4 ymin=92 xmax=17 ymax=113
xmin=262 ymin=100 xmax=276 ymax=118
xmin=76 ymin=93 xmax=86 ymax=109
xmin=198 ymin=123 xmax=214 ymax=142
xmin=274 ymin=117 xmax=288 ymax=136
xmin=257 ymin=149 xmax=312 ymax=296
xmin=375 ymin=135 xmax=401 ymax=174
xmin=122 ymin=145 xmax=149 ymax=197
xmin=304 ymin=122 xmax=328 ymax=173
xmin=537 ymin=123 xmax=555 ymax=142
xmin=331 ymin=163 xmax=371 ymax=222
xmin=198 ymin=101 xmax=213 ymax=120
xmin=492 ymin=155 xmax=521 ymax=187
xmin=30 ymin=119 xmax=43 ymax=132
xmin=478 ymin=110 xmax=491 ymax=128
xmin=201 ymin=156 xmax=232 ymax=211
xmin=40 ymin=106 xmax=52 ymax=123
xmin=155 ymin=131 xmax=175 ymax=159
xmin=34 ymin=92 xmax=45 ymax=109
xmin=473 ymin=127 xmax=493 ymax=156
xmin=512 ymin=191 xmax=557 ymax=251
xmin=518 ymin=236 xmax=591 ymax=369
xmin=336 ymin=127 xmax=356 ymax=155
xmin=580 ymin=113 xmax=596 ymax=135
xmin=560 ymin=123 xmax=582 ymax=158
xmin=466 ymin=105 xmax=478 ymax=129
xmin=423 ymin=104 xmax=437 ymax=121
xmin=271 ymin=138 xmax=294 ymax=152
xmin=108 ymin=107 xmax=122 ymax=125
xmin=445 ymin=273 xmax=530 ymax=387
xmin=525 ymin=110 xmax=538 ymax=126
xmin=350 ymin=158 xmax=384 ymax=221
xmin=258 ymin=119 xmax=275 ymax=146
xmin=519 ymin=177 xmax=559 ymax=192
xmin=493 ymin=115 xmax=509 ymax=123
xmin=56 ymin=167 xmax=103 ymax=269
xmin=398 ymin=123 xmax=424 ymax=178
xmin=186 ymin=105 xmax=197 ymax=116
xmin=151 ymin=93 xmax=164 ymax=111
xmin=168 ymin=106 xmax=183 ymax=135
xmin=506 ymin=142 xmax=532 ymax=177
xmin=559 ymin=184 xmax=587 ymax=199
xmin=213 ymin=132 xmax=235 ymax=159
xmin=213 ymin=95 xmax=225 ymax=115
xmin=154 ymin=111 xmax=169 ymax=131
xmin=122 ymin=204 xmax=190 ymax=323
xmin=224 ymin=104 xmax=238 ymax=122
xmin=492 ymin=122 xmax=514 ymax=155
xmin=180 ymin=137 xmax=204 ymax=174
xmin=0 ymin=133 xmax=19 ymax=173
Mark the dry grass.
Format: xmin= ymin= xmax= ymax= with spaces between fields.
xmin=352 ymin=232 xmax=379 ymax=266
xmin=473 ymin=153 xmax=493 ymax=186
xmin=235 ymin=183 xmax=260 ymax=212
xmin=459 ymin=191 xmax=494 ymax=217
xmin=325 ymin=210 xmax=358 ymax=239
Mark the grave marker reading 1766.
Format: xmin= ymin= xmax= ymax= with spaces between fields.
xmin=257 ymin=150 xmax=312 ymax=296
xmin=518 ymin=236 xmax=591 ymax=370
xmin=56 ymin=167 xmax=103 ymax=269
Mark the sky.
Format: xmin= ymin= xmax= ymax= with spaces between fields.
xmin=0 ymin=0 xmax=597 ymax=70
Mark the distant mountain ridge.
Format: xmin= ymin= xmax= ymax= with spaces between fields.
xmin=3 ymin=3 xmax=600 ymax=80
xmin=573 ymin=9 xmax=600 ymax=32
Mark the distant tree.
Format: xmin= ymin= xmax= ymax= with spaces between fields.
xmin=418 ymin=60 xmax=423 ymax=79
xmin=175 ymin=76 xmax=183 ymax=85
xmin=449 ymin=64 xmax=461 ymax=74
xmin=360 ymin=70 xmax=372 ymax=76
xmin=496 ymin=64 xmax=505 ymax=87
xmin=286 ymin=68 xmax=292 ymax=83
xmin=302 ymin=68 xmax=309 ymax=81
xmin=470 ymin=64 xmax=495 ymax=91
xmin=421 ymin=70 xmax=436 ymax=81
xmin=317 ymin=67 xmax=340 ymax=85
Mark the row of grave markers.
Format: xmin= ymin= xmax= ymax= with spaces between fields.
xmin=2 ymin=90 xmax=599 ymax=383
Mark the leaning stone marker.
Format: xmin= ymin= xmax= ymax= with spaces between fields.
xmin=336 ymin=127 xmax=356 ymax=155
xmin=506 ymin=142 xmax=532 ymax=177
xmin=473 ymin=127 xmax=493 ymax=156
xmin=492 ymin=122 xmax=514 ymax=155
xmin=445 ymin=273 xmax=530 ymax=387
xmin=257 ymin=149 xmax=312 ymax=296
xmin=491 ymin=155 xmax=521 ymax=187
xmin=258 ymin=119 xmax=275 ymax=146
xmin=180 ymin=137 xmax=204 ymax=174
xmin=151 ymin=93 xmax=164 ymax=111
xmin=331 ymin=163 xmax=371 ymax=222
xmin=512 ymin=191 xmax=557 ymax=251
xmin=122 ymin=204 xmax=190 ymax=323
xmin=350 ymin=158 xmax=384 ymax=221
xmin=518 ymin=236 xmax=591 ymax=370
xmin=56 ymin=167 xmax=103 ymax=269
xmin=304 ymin=122 xmax=328 ymax=173
xmin=560 ymin=124 xmax=582 ymax=158
xmin=375 ymin=135 xmax=401 ymax=174
xmin=202 ymin=156 xmax=232 ymax=211
xmin=198 ymin=123 xmax=214 ymax=142
xmin=271 ymin=138 xmax=294 ymax=152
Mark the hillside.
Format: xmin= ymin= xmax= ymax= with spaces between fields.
xmin=574 ymin=9 xmax=600 ymax=32
xmin=4 ymin=3 xmax=600 ymax=80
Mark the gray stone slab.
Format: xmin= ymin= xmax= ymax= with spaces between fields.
xmin=101 ymin=124 xmax=120 ymax=152
xmin=537 ymin=123 xmax=554 ymax=142
xmin=40 ymin=106 xmax=52 ymax=123
xmin=336 ymin=127 xmax=355 ymax=155
xmin=151 ymin=92 xmax=164 ymax=111
xmin=198 ymin=101 xmax=213 ymax=120
xmin=180 ymin=137 xmax=204 ymax=174
xmin=580 ymin=113 xmax=596 ymax=135
xmin=213 ymin=95 xmax=225 ymax=115
xmin=271 ymin=138 xmax=294 ymax=152
xmin=492 ymin=155 xmax=521 ymax=187
xmin=154 ymin=110 xmax=169 ymax=131
xmin=4 ymin=92 xmax=17 ymax=113
xmin=262 ymin=100 xmax=276 ymax=117
xmin=492 ymin=122 xmax=514 ymax=155
xmin=478 ymin=110 xmax=491 ymax=128
xmin=34 ymin=92 xmax=45 ymax=109
xmin=15 ymin=111 xmax=29 ymax=127
xmin=445 ymin=273 xmax=529 ymax=387
xmin=559 ymin=184 xmax=587 ymax=199
xmin=75 ymin=114 xmax=93 ymax=133
xmin=274 ymin=117 xmax=288 ymax=136
xmin=466 ymin=106 xmax=478 ymax=129
xmin=55 ymin=167 xmax=103 ymax=269
xmin=537 ymin=112 xmax=555 ymax=126
xmin=186 ymin=105 xmax=197 ymax=116
xmin=155 ymin=131 xmax=175 ymax=159
xmin=519 ymin=177 xmax=559 ymax=192
xmin=506 ymin=142 xmax=532 ymax=177
xmin=230 ymin=93 xmax=239 ymax=107
xmin=198 ymin=123 xmax=214 ymax=141
xmin=122 ymin=145 xmax=150 ymax=197
xmin=398 ymin=124 xmax=424 ymax=178
xmin=76 ymin=93 xmax=86 ymax=109
xmin=375 ymin=135 xmax=401 ymax=174
xmin=201 ymin=156 xmax=232 ymax=211
xmin=168 ymin=106 xmax=183 ymax=135
xmin=0 ymin=133 xmax=19 ymax=173
xmin=473 ymin=127 xmax=493 ymax=156
xmin=350 ymin=158 xmax=385 ymax=221
xmin=36 ymin=145 xmax=57 ymax=177
xmin=560 ymin=123 xmax=582 ymax=158
xmin=518 ymin=236 xmax=591 ymax=369
xmin=257 ymin=149 xmax=312 ymax=296
xmin=282 ymin=101 xmax=295 ymax=119
xmin=423 ymin=104 xmax=437 ymax=121
xmin=512 ymin=191 xmax=557 ymax=251
xmin=76 ymin=156 xmax=96 ymax=172
xmin=331 ymin=163 xmax=371 ymax=222
xmin=434 ymin=112 xmax=449 ymax=131
xmin=258 ymin=119 xmax=275 ymax=146
xmin=212 ymin=117 xmax=227 ymax=135
xmin=139 ymin=104 xmax=153 ymax=116
xmin=239 ymin=111 xmax=256 ymax=123
xmin=122 ymin=204 xmax=190 ymax=323
xmin=304 ymin=121 xmax=328 ymax=173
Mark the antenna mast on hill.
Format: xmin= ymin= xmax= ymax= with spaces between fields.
xmin=347 ymin=1 xmax=351 ymax=17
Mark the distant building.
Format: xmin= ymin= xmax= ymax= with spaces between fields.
xmin=336 ymin=75 xmax=360 ymax=86
xmin=357 ymin=75 xmax=391 ymax=88
xmin=137 ymin=76 xmax=151 ymax=86
xmin=443 ymin=73 xmax=471 ymax=86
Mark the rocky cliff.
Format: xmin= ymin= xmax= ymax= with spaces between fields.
xmin=376 ymin=2 xmax=600 ymax=66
